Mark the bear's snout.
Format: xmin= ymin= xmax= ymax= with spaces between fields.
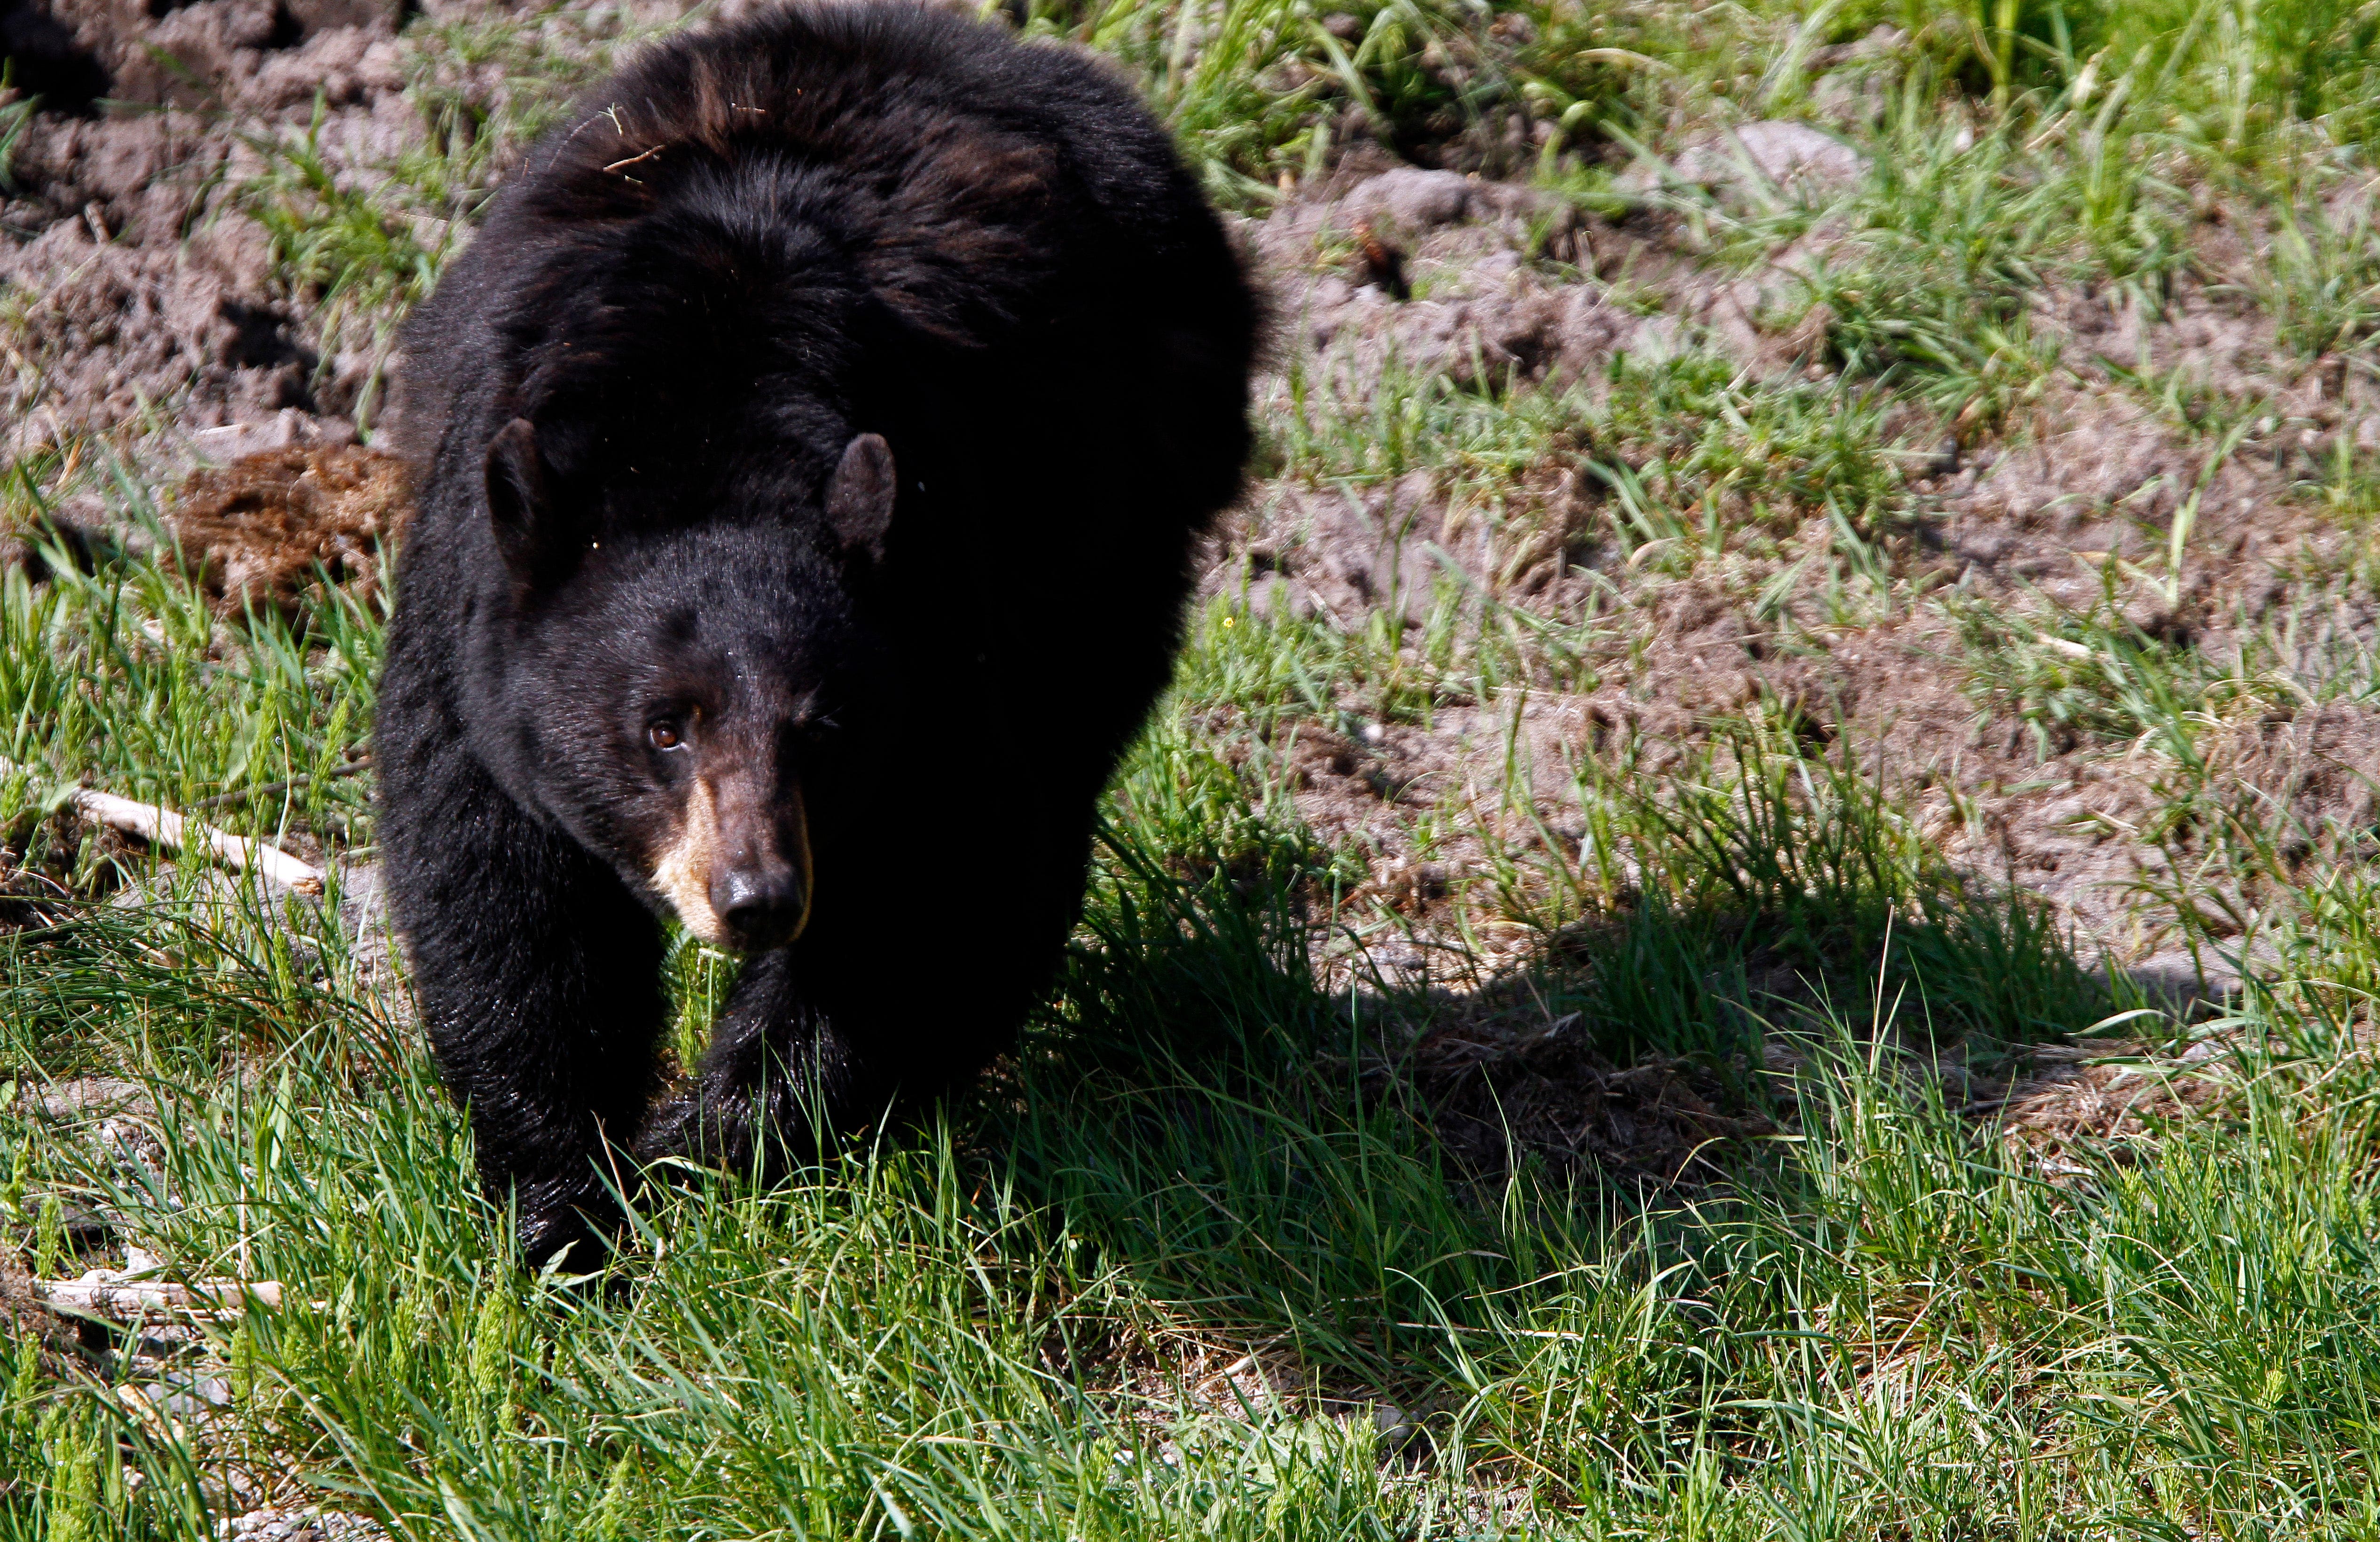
xmin=651 ymin=775 xmax=813 ymax=953
xmin=711 ymin=859 xmax=809 ymax=953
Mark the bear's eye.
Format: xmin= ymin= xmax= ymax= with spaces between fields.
xmin=648 ymin=720 xmax=687 ymax=752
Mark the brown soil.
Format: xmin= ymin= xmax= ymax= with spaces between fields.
xmin=0 ymin=0 xmax=409 ymax=457
xmin=0 ymin=0 xmax=673 ymax=460
xmin=1991 ymin=1039 xmax=2231 ymax=1170
xmin=1410 ymin=1022 xmax=1775 ymax=1190
xmin=1205 ymin=156 xmax=2380 ymax=982
xmin=168 ymin=442 xmax=408 ymax=615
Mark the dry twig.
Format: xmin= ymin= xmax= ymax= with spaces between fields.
xmin=0 ymin=757 xmax=326 ymax=894
xmin=36 ymin=1274 xmax=289 ymax=1322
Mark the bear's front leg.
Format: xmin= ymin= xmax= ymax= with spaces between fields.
xmin=637 ymin=938 xmax=1006 ymax=1178
xmin=634 ymin=947 xmax=872 ymax=1179
xmin=384 ymin=748 xmax=667 ymax=1269
xmin=637 ymin=835 xmax=1088 ymax=1179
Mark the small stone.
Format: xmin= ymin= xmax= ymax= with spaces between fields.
xmin=38 ymin=1076 xmax=147 ymax=1121
xmin=215 ymin=1509 xmax=390 ymax=1542
xmin=185 ymin=409 xmax=357 ymax=466
xmin=1655 ymin=120 xmax=1867 ymax=198
xmin=1371 ymin=1401 xmax=1420 ymax=1452
xmin=1342 ymin=167 xmax=1473 ymax=231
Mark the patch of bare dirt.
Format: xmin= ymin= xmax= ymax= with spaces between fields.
xmin=0 ymin=215 xmax=322 ymax=457
xmin=0 ymin=0 xmax=702 ymax=463
xmin=1411 ymin=1025 xmax=1773 ymax=1188
xmin=1251 ymin=161 xmax=1632 ymax=397
xmin=1981 ymin=1039 xmax=2235 ymax=1178
xmin=1188 ymin=148 xmax=2380 ymax=1021
xmin=168 ymin=442 xmax=409 ymax=615
xmin=0 ymin=0 xmax=424 ymax=456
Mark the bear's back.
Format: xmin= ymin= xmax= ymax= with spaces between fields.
xmin=394 ymin=3 xmax=1251 ymax=509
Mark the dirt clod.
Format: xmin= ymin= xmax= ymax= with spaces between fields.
xmin=167 ymin=444 xmax=408 ymax=616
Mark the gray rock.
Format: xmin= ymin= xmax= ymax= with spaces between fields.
xmin=2120 ymin=951 xmax=2247 ymax=1017
xmin=331 ymin=861 xmax=408 ymax=1009
xmin=1343 ymin=167 xmax=1475 ymax=230
xmin=1654 ymin=121 xmax=1868 ymax=199
xmin=34 ymin=1076 xmax=149 ymax=1122
xmin=108 ymin=864 xmax=316 ymax=932
xmin=186 ymin=409 xmax=358 ymax=466
xmin=24 ymin=491 xmax=162 ymax=566
xmin=142 ymin=1370 xmax=233 ymax=1422
xmin=216 ymin=1509 xmax=389 ymax=1542
xmin=104 ymin=860 xmax=407 ymax=1011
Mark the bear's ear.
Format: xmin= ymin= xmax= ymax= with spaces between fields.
xmin=824 ymin=432 xmax=896 ymax=566
xmin=484 ymin=417 xmax=555 ymax=588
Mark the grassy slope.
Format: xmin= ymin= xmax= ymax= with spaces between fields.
xmin=13 ymin=0 xmax=2380 ymax=1535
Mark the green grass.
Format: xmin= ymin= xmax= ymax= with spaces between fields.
xmin=0 ymin=518 xmax=2343 ymax=1537
xmin=20 ymin=0 xmax=2380 ymax=1533
xmin=0 ymin=72 xmax=31 ymax=192
xmin=1017 ymin=0 xmax=1648 ymax=203
xmin=8 ymin=741 xmax=2380 ymax=1534
xmin=0 ymin=504 xmax=382 ymax=853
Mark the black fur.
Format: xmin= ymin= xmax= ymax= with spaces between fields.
xmin=376 ymin=0 xmax=1258 ymax=1267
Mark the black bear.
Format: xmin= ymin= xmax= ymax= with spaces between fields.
xmin=376 ymin=0 xmax=1257 ymax=1267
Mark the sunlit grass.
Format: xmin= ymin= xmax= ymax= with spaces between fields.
xmin=19 ymin=0 xmax=2380 ymax=1533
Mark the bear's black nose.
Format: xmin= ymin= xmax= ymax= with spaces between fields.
xmin=712 ymin=864 xmax=808 ymax=951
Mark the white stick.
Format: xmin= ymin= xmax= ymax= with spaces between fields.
xmin=36 ymin=1277 xmax=287 ymax=1320
xmin=0 ymin=758 xmax=325 ymax=895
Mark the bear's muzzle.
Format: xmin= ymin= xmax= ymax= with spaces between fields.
xmin=652 ymin=776 xmax=813 ymax=953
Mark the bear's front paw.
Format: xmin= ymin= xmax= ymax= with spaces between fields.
xmin=517 ymin=1199 xmax=626 ymax=1277
xmin=633 ymin=1091 xmax=771 ymax=1174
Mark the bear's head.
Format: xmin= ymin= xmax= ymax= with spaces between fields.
xmin=468 ymin=423 xmax=900 ymax=955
